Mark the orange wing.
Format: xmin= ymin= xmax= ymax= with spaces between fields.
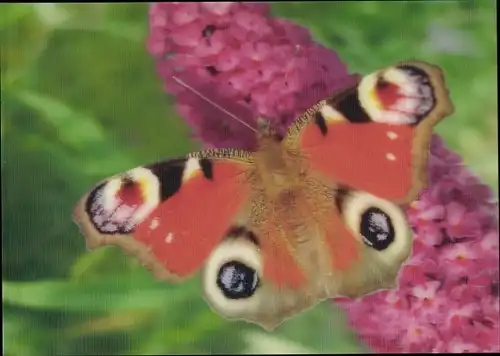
xmin=258 ymin=218 xmax=308 ymax=289
xmin=290 ymin=61 xmax=454 ymax=204
xmin=73 ymin=149 xmax=254 ymax=280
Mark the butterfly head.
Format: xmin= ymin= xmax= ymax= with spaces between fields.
xmin=256 ymin=117 xmax=283 ymax=143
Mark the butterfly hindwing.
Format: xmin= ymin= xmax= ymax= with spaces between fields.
xmin=329 ymin=187 xmax=413 ymax=298
xmin=73 ymin=149 xmax=254 ymax=281
xmin=201 ymin=226 xmax=317 ymax=331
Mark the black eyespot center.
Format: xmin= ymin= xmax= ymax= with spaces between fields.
xmin=217 ymin=261 xmax=259 ymax=299
xmin=360 ymin=207 xmax=395 ymax=251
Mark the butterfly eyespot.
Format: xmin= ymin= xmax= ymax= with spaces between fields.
xmin=339 ymin=190 xmax=412 ymax=261
xmin=359 ymin=207 xmax=395 ymax=251
xmin=358 ymin=64 xmax=436 ymax=125
xmin=85 ymin=167 xmax=160 ymax=234
xmin=202 ymin=233 xmax=263 ymax=317
xmin=217 ymin=261 xmax=259 ymax=299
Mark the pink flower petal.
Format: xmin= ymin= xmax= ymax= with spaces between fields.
xmin=200 ymin=2 xmax=235 ymax=16
xmin=171 ymin=3 xmax=200 ymax=26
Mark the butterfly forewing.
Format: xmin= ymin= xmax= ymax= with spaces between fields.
xmin=73 ymin=149 xmax=255 ymax=281
xmin=287 ymin=60 xmax=454 ymax=204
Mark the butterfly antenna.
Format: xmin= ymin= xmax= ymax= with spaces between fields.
xmin=171 ymin=76 xmax=258 ymax=133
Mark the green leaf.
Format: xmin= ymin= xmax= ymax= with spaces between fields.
xmin=270 ymin=303 xmax=364 ymax=353
xmin=0 ymin=7 xmax=50 ymax=86
xmin=3 ymin=311 xmax=54 ymax=356
xmin=56 ymin=21 xmax=146 ymax=42
xmin=13 ymin=90 xmax=134 ymax=176
xmin=0 ymin=4 xmax=33 ymax=28
xmin=243 ymin=331 xmax=317 ymax=354
xmin=69 ymin=248 xmax=132 ymax=281
xmin=2 ymin=277 xmax=169 ymax=312
xmin=31 ymin=9 xmax=194 ymax=163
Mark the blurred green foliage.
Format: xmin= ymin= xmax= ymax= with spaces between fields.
xmin=1 ymin=2 xmax=497 ymax=355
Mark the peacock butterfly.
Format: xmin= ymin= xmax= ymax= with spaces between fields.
xmin=73 ymin=61 xmax=454 ymax=330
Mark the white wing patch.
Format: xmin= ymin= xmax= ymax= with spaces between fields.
xmin=386 ymin=131 xmax=398 ymax=140
xmin=149 ymin=218 xmax=160 ymax=230
xmin=183 ymin=157 xmax=202 ymax=182
xmin=165 ymin=232 xmax=174 ymax=244
xmin=386 ymin=153 xmax=396 ymax=161
xmin=320 ymin=104 xmax=346 ymax=122
xmin=127 ymin=167 xmax=161 ymax=223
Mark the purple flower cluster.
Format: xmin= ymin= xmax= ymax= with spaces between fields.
xmin=148 ymin=2 xmax=499 ymax=352
xmin=148 ymin=2 xmax=357 ymax=149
